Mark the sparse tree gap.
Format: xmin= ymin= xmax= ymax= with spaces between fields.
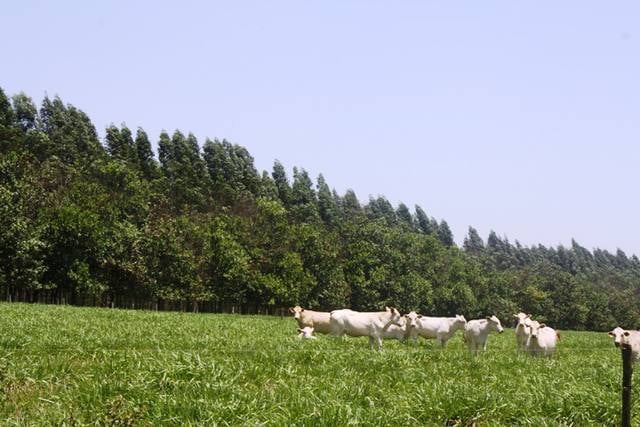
xmin=1 ymin=86 xmax=639 ymax=330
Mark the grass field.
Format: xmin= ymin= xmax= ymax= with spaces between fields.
xmin=0 ymin=303 xmax=632 ymax=425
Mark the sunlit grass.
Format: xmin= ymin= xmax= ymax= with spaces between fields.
xmin=0 ymin=303 xmax=632 ymax=425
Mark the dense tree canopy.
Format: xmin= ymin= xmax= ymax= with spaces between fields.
xmin=0 ymin=86 xmax=638 ymax=330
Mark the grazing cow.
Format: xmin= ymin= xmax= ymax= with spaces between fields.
xmin=408 ymin=312 xmax=467 ymax=347
xmin=289 ymin=306 xmax=332 ymax=334
xmin=609 ymin=327 xmax=640 ymax=361
xmin=330 ymin=307 xmax=404 ymax=350
xmin=463 ymin=315 xmax=504 ymax=355
xmin=525 ymin=320 xmax=559 ymax=356
xmin=514 ymin=312 xmax=531 ymax=351
xmin=297 ymin=326 xmax=317 ymax=340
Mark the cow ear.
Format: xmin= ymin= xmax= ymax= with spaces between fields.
xmin=526 ymin=314 xmax=531 ymax=318
xmin=486 ymin=316 xmax=492 ymax=320
xmin=417 ymin=315 xmax=423 ymax=318
xmin=539 ymin=323 xmax=546 ymax=328
xmin=289 ymin=307 xmax=295 ymax=313
xmin=513 ymin=314 xmax=519 ymax=318
xmin=608 ymin=332 xmax=615 ymax=337
xmin=297 ymin=328 xmax=302 ymax=333
xmin=385 ymin=306 xmax=391 ymax=312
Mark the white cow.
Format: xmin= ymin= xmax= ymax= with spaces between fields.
xmin=297 ymin=326 xmax=317 ymax=340
xmin=382 ymin=323 xmax=412 ymax=341
xmin=408 ymin=312 xmax=467 ymax=347
xmin=330 ymin=307 xmax=404 ymax=350
xmin=609 ymin=327 xmax=640 ymax=361
xmin=463 ymin=315 xmax=504 ymax=354
xmin=289 ymin=306 xmax=332 ymax=334
xmin=525 ymin=320 xmax=559 ymax=356
xmin=382 ymin=312 xmax=422 ymax=342
xmin=514 ymin=312 xmax=531 ymax=351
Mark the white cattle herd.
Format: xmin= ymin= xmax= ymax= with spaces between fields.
xmin=289 ymin=306 xmax=639 ymax=357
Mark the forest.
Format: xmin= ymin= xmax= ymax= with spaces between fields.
xmin=1 ymin=87 xmax=638 ymax=331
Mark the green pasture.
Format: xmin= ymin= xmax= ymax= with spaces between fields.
xmin=0 ymin=303 xmax=631 ymax=425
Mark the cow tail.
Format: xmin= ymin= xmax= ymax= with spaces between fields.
xmin=556 ymin=331 xmax=561 ymax=341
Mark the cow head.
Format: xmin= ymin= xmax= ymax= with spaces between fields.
xmin=289 ymin=305 xmax=304 ymax=320
xmin=514 ymin=312 xmax=530 ymax=331
xmin=528 ymin=320 xmax=548 ymax=340
xmin=385 ymin=306 xmax=404 ymax=327
xmin=609 ymin=327 xmax=626 ymax=348
xmin=486 ymin=315 xmax=504 ymax=333
xmin=404 ymin=311 xmax=420 ymax=330
xmin=453 ymin=314 xmax=467 ymax=330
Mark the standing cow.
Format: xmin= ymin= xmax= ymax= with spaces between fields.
xmin=525 ymin=320 xmax=559 ymax=357
xmin=464 ymin=315 xmax=504 ymax=355
xmin=609 ymin=327 xmax=640 ymax=361
xmin=330 ymin=307 xmax=404 ymax=350
xmin=514 ymin=312 xmax=531 ymax=351
xmin=289 ymin=306 xmax=332 ymax=334
xmin=407 ymin=312 xmax=467 ymax=347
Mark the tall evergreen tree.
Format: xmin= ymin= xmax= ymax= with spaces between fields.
xmin=437 ymin=220 xmax=454 ymax=246
xmin=396 ymin=203 xmax=413 ymax=228
xmin=341 ymin=189 xmax=361 ymax=218
xmin=258 ymin=170 xmax=279 ymax=201
xmin=158 ymin=131 xmax=173 ymax=167
xmin=366 ymin=196 xmax=396 ymax=225
xmin=463 ymin=226 xmax=485 ymax=254
xmin=105 ymin=125 xmax=125 ymax=160
xmin=0 ymin=87 xmax=13 ymax=127
xmin=272 ymin=160 xmax=292 ymax=207
xmin=39 ymin=96 xmax=103 ymax=163
xmin=11 ymin=92 xmax=37 ymax=132
xmin=414 ymin=205 xmax=433 ymax=234
xmin=317 ymin=174 xmax=338 ymax=225
xmin=135 ymin=128 xmax=157 ymax=179
xmin=290 ymin=167 xmax=319 ymax=222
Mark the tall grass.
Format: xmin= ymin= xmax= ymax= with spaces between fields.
xmin=0 ymin=303 xmax=630 ymax=425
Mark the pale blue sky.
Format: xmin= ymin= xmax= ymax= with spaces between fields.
xmin=4 ymin=1 xmax=640 ymax=254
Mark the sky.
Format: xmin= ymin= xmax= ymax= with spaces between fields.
xmin=3 ymin=1 xmax=640 ymax=255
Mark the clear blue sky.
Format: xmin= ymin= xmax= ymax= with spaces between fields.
xmin=4 ymin=1 xmax=640 ymax=255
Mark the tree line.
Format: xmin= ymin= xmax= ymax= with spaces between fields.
xmin=0 ymin=87 xmax=638 ymax=330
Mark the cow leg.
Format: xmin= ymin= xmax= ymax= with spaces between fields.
xmin=369 ymin=336 xmax=375 ymax=349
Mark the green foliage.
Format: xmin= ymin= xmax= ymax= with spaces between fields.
xmin=134 ymin=127 xmax=158 ymax=179
xmin=316 ymin=174 xmax=338 ymax=225
xmin=1 ymin=86 xmax=640 ymax=331
xmin=271 ymin=160 xmax=292 ymax=207
xmin=11 ymin=92 xmax=37 ymax=132
xmin=437 ymin=219 xmax=455 ymax=246
xmin=202 ymin=138 xmax=259 ymax=205
xmin=463 ymin=226 xmax=485 ymax=255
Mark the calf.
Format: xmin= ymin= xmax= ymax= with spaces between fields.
xmin=525 ymin=320 xmax=558 ymax=357
xmin=514 ymin=312 xmax=531 ymax=351
xmin=609 ymin=327 xmax=640 ymax=361
xmin=382 ymin=323 xmax=412 ymax=342
xmin=297 ymin=326 xmax=317 ymax=340
xmin=463 ymin=315 xmax=504 ymax=355
xmin=289 ymin=306 xmax=332 ymax=334
xmin=330 ymin=307 xmax=404 ymax=350
xmin=408 ymin=313 xmax=467 ymax=347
